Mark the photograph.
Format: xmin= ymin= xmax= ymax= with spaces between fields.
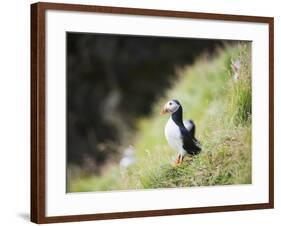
xmin=30 ymin=2 xmax=273 ymax=222
xmin=66 ymin=33 xmax=252 ymax=192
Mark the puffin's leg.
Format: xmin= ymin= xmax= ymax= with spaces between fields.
xmin=175 ymin=154 xmax=180 ymax=165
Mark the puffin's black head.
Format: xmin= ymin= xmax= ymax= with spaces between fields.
xmin=172 ymin=99 xmax=181 ymax=106
xmin=160 ymin=99 xmax=181 ymax=115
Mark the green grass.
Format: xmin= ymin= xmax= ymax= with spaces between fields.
xmin=68 ymin=42 xmax=252 ymax=192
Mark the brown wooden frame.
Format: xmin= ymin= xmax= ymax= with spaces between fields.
xmin=31 ymin=2 xmax=274 ymax=224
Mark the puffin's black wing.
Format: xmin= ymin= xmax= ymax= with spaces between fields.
xmin=183 ymin=120 xmax=195 ymax=137
xmin=180 ymin=126 xmax=201 ymax=155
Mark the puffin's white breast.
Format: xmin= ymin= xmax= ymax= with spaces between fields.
xmin=164 ymin=117 xmax=185 ymax=155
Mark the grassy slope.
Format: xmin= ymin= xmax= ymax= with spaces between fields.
xmin=69 ymin=43 xmax=252 ymax=192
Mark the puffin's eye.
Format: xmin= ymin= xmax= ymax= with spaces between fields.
xmin=169 ymin=102 xmax=172 ymax=105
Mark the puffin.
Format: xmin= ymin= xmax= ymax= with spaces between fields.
xmin=160 ymin=99 xmax=201 ymax=165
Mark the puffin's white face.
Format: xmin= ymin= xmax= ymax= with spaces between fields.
xmin=160 ymin=100 xmax=180 ymax=115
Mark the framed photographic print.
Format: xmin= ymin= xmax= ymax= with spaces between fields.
xmin=31 ymin=2 xmax=274 ymax=223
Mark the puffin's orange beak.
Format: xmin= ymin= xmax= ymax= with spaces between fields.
xmin=160 ymin=105 xmax=169 ymax=115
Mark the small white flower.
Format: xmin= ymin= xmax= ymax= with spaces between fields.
xmin=231 ymin=59 xmax=241 ymax=81
xmin=120 ymin=146 xmax=135 ymax=168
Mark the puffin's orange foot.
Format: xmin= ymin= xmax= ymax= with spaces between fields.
xmin=173 ymin=154 xmax=182 ymax=166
